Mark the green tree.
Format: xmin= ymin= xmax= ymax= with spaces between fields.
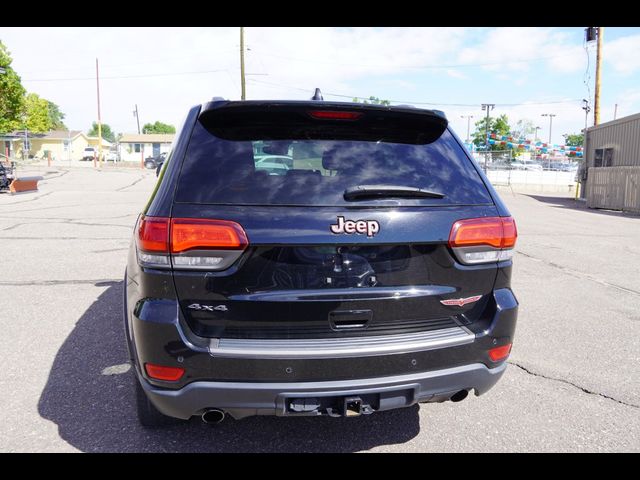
xmin=142 ymin=121 xmax=176 ymax=134
xmin=24 ymin=93 xmax=52 ymax=133
xmin=352 ymin=96 xmax=391 ymax=106
xmin=472 ymin=114 xmax=511 ymax=151
xmin=510 ymin=119 xmax=535 ymax=141
xmin=47 ymin=101 xmax=66 ymax=130
xmin=88 ymin=122 xmax=115 ymax=142
xmin=563 ymin=133 xmax=584 ymax=146
xmin=0 ymin=41 xmax=26 ymax=133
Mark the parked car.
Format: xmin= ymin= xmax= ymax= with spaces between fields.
xmin=144 ymin=152 xmax=167 ymax=170
xmin=255 ymin=154 xmax=294 ymax=169
xmin=82 ymin=147 xmax=96 ymax=161
xmin=105 ymin=150 xmax=119 ymax=162
xmin=125 ymin=95 xmax=519 ymax=426
xmin=511 ymin=161 xmax=543 ymax=171
xmin=255 ymin=157 xmax=292 ymax=175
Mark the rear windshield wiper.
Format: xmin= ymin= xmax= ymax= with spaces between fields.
xmin=343 ymin=185 xmax=445 ymax=201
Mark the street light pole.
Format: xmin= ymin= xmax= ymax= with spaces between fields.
xmin=460 ymin=115 xmax=474 ymax=142
xmin=96 ymin=58 xmax=102 ymax=169
xmin=541 ymin=113 xmax=556 ymax=145
xmin=240 ymin=27 xmax=246 ymax=100
xmin=481 ymin=104 xmax=495 ymax=172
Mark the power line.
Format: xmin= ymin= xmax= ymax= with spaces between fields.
xmin=248 ymin=47 xmax=581 ymax=71
xmin=246 ymin=78 xmax=583 ymax=107
xmin=23 ymin=68 xmax=231 ymax=82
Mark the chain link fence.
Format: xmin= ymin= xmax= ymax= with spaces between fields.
xmin=472 ymin=150 xmax=580 ymax=193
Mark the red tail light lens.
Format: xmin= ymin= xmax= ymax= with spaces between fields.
xmin=501 ymin=217 xmax=518 ymax=248
xmin=448 ymin=217 xmax=517 ymax=265
xmin=449 ymin=217 xmax=517 ymax=249
xmin=308 ymin=110 xmax=363 ymax=120
xmin=144 ymin=363 xmax=185 ymax=381
xmin=137 ymin=216 xmax=169 ymax=252
xmin=488 ymin=343 xmax=512 ymax=362
xmin=170 ymin=218 xmax=248 ymax=253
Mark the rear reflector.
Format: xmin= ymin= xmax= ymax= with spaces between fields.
xmin=144 ymin=363 xmax=185 ymax=381
xmin=137 ymin=216 xmax=169 ymax=252
xmin=308 ymin=110 xmax=363 ymax=120
xmin=171 ymin=218 xmax=248 ymax=253
xmin=488 ymin=343 xmax=512 ymax=362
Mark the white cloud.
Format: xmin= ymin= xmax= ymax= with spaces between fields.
xmin=1 ymin=26 xmax=637 ymax=140
xmin=457 ymin=27 xmax=584 ymax=75
xmin=605 ymin=34 xmax=640 ymax=75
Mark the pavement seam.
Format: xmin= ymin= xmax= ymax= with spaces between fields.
xmin=508 ymin=361 xmax=640 ymax=410
xmin=516 ymin=250 xmax=640 ymax=297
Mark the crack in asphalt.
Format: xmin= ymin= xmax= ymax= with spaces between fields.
xmin=3 ymin=204 xmax=84 ymax=214
xmin=0 ymin=191 xmax=53 ymax=205
xmin=0 ymin=213 xmax=137 ymax=221
xmin=0 ymin=236 xmax=128 ymax=240
xmin=91 ymin=247 xmax=129 ymax=253
xmin=508 ymin=361 xmax=640 ymax=410
xmin=0 ymin=279 xmax=121 ymax=286
xmin=116 ymin=175 xmax=146 ymax=191
xmin=516 ymin=250 xmax=640 ymax=297
xmin=1 ymin=219 xmax=132 ymax=231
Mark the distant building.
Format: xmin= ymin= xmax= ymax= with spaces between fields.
xmin=1 ymin=130 xmax=111 ymax=161
xmin=582 ymin=113 xmax=640 ymax=213
xmin=118 ymin=133 xmax=174 ymax=162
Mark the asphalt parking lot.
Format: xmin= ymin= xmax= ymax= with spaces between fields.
xmin=0 ymin=166 xmax=638 ymax=452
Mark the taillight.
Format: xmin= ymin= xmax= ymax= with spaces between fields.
xmin=136 ymin=216 xmax=170 ymax=268
xmin=171 ymin=218 xmax=248 ymax=253
xmin=488 ymin=343 xmax=512 ymax=362
xmin=448 ymin=216 xmax=517 ymax=265
xmin=169 ymin=218 xmax=248 ymax=270
xmin=308 ymin=110 xmax=363 ymax=120
xmin=144 ymin=363 xmax=185 ymax=381
xmin=135 ymin=216 xmax=249 ymax=270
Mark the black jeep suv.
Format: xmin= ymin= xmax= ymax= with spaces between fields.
xmin=125 ymin=97 xmax=518 ymax=426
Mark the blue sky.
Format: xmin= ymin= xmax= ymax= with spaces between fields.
xmin=2 ymin=27 xmax=639 ymax=145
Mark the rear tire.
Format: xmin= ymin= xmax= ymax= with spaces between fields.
xmin=134 ymin=375 xmax=178 ymax=427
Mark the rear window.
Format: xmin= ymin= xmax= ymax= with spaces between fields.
xmin=175 ymin=117 xmax=492 ymax=207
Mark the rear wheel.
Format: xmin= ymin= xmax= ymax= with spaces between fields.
xmin=134 ymin=375 xmax=178 ymax=427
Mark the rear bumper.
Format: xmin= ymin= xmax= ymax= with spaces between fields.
xmin=137 ymin=361 xmax=507 ymax=420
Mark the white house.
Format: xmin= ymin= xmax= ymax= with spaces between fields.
xmin=118 ymin=133 xmax=174 ymax=162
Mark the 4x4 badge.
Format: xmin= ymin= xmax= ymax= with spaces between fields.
xmin=187 ymin=303 xmax=228 ymax=312
xmin=330 ymin=216 xmax=380 ymax=237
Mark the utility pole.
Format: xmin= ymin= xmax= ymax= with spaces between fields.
xmin=614 ymin=103 xmax=618 ymax=120
xmin=96 ymin=58 xmax=102 ymax=169
xmin=460 ymin=115 xmax=474 ymax=142
xmin=594 ymin=27 xmax=604 ymax=126
xmin=240 ymin=27 xmax=246 ymax=100
xmin=133 ymin=104 xmax=140 ymax=134
xmin=541 ymin=113 xmax=556 ymax=145
xmin=481 ymin=104 xmax=494 ymax=171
